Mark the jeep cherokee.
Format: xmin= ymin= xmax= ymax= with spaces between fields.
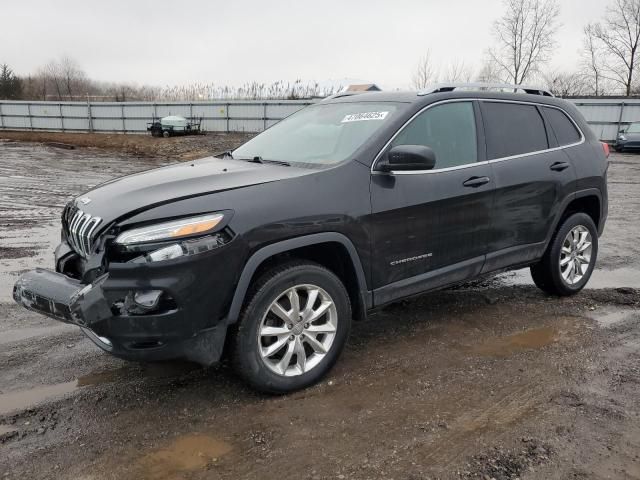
xmin=13 ymin=83 xmax=610 ymax=393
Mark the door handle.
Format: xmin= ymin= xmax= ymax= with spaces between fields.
xmin=550 ymin=161 xmax=570 ymax=172
xmin=463 ymin=176 xmax=490 ymax=188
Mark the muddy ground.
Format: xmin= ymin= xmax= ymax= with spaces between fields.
xmin=0 ymin=131 xmax=254 ymax=161
xmin=0 ymin=137 xmax=639 ymax=480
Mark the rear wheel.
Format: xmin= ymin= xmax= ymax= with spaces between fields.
xmin=530 ymin=212 xmax=598 ymax=296
xmin=232 ymin=261 xmax=351 ymax=393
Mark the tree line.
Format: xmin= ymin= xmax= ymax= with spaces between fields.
xmin=413 ymin=0 xmax=640 ymax=97
xmin=0 ymin=56 xmax=341 ymax=102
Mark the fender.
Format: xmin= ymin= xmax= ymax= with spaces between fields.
xmin=543 ymin=188 xmax=603 ymax=251
xmin=575 ymin=188 xmax=605 ymax=236
xmin=224 ymin=232 xmax=371 ymax=324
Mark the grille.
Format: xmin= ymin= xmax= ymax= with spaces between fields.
xmin=62 ymin=205 xmax=103 ymax=258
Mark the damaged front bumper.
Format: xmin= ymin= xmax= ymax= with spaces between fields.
xmin=12 ymin=260 xmax=233 ymax=366
xmin=13 ymin=268 xmax=111 ymax=327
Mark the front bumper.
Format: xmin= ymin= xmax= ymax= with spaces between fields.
xmin=13 ymin=269 xmax=111 ymax=326
xmin=616 ymin=140 xmax=640 ymax=150
xmin=13 ymin=241 xmax=242 ymax=365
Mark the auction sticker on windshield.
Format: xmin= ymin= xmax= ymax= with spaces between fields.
xmin=341 ymin=111 xmax=389 ymax=123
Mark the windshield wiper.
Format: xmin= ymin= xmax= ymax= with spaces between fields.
xmin=261 ymin=158 xmax=291 ymax=166
xmin=237 ymin=156 xmax=291 ymax=166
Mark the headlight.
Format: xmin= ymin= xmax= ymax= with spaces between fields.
xmin=115 ymin=213 xmax=224 ymax=245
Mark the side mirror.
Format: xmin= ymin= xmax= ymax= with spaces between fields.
xmin=378 ymin=145 xmax=436 ymax=172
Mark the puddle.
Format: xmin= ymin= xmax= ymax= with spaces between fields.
xmin=137 ymin=433 xmax=232 ymax=478
xmin=0 ymin=223 xmax=60 ymax=303
xmin=0 ymin=324 xmax=74 ymax=345
xmin=589 ymin=308 xmax=637 ymax=328
xmin=466 ymin=326 xmax=559 ymax=357
xmin=0 ymin=381 xmax=77 ymax=416
xmin=0 ymin=424 xmax=18 ymax=436
xmin=493 ymin=267 xmax=640 ymax=290
xmin=0 ymin=362 xmax=198 ymax=415
xmin=77 ymin=362 xmax=197 ymax=387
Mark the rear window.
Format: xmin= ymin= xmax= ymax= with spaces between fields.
xmin=543 ymin=107 xmax=581 ymax=146
xmin=482 ymin=102 xmax=549 ymax=159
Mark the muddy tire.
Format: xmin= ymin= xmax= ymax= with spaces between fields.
xmin=531 ymin=212 xmax=598 ymax=296
xmin=231 ymin=261 xmax=351 ymax=394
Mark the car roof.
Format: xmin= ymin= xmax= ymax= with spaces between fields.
xmin=323 ymin=87 xmax=570 ymax=110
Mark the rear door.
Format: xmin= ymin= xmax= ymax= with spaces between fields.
xmin=479 ymin=101 xmax=578 ymax=273
xmin=370 ymin=100 xmax=494 ymax=305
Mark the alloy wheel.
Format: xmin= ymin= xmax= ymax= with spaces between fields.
xmin=559 ymin=225 xmax=592 ymax=285
xmin=257 ymin=284 xmax=338 ymax=377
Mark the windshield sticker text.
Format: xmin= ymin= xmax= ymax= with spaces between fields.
xmin=341 ymin=111 xmax=389 ymax=123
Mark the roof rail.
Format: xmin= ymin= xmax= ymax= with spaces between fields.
xmin=321 ymin=91 xmax=365 ymax=102
xmin=417 ymin=82 xmax=554 ymax=97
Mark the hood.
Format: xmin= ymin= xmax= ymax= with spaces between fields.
xmin=71 ymin=156 xmax=314 ymax=224
xmin=622 ymin=132 xmax=640 ymax=140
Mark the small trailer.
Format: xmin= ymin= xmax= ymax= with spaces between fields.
xmin=147 ymin=115 xmax=202 ymax=137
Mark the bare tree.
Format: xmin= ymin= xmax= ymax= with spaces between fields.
xmin=412 ymin=51 xmax=439 ymax=89
xmin=489 ymin=0 xmax=560 ymax=84
xmin=59 ymin=56 xmax=86 ymax=99
xmin=581 ymin=24 xmax=606 ymax=95
xmin=541 ymin=70 xmax=589 ymax=96
xmin=592 ymin=0 xmax=640 ymax=96
xmin=442 ymin=59 xmax=474 ymax=83
xmin=476 ymin=57 xmax=505 ymax=83
xmin=40 ymin=57 xmax=87 ymax=100
xmin=45 ymin=61 xmax=64 ymax=100
xmin=33 ymin=68 xmax=49 ymax=100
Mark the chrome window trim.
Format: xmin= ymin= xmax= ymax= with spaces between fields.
xmin=371 ymin=98 xmax=586 ymax=175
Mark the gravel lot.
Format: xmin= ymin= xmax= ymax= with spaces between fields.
xmin=0 ymin=136 xmax=639 ymax=480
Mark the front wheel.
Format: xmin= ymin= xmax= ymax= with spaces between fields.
xmin=530 ymin=212 xmax=598 ymax=296
xmin=232 ymin=261 xmax=351 ymax=394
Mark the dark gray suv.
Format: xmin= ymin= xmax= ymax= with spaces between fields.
xmin=615 ymin=122 xmax=640 ymax=151
xmin=14 ymin=83 xmax=610 ymax=393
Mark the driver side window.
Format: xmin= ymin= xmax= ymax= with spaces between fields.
xmin=391 ymin=101 xmax=478 ymax=169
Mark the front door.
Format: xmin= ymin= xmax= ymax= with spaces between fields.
xmin=369 ymin=100 xmax=494 ymax=305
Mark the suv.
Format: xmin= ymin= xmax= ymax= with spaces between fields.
xmin=615 ymin=122 xmax=640 ymax=151
xmin=14 ymin=83 xmax=609 ymax=393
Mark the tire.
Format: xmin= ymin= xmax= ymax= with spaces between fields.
xmin=162 ymin=130 xmax=170 ymax=138
xmin=231 ymin=261 xmax=351 ymax=394
xmin=530 ymin=212 xmax=598 ymax=296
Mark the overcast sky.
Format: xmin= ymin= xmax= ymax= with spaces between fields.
xmin=2 ymin=0 xmax=608 ymax=90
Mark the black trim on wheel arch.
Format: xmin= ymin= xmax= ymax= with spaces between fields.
xmin=543 ymin=188 xmax=603 ymax=252
xmin=225 ymin=232 xmax=371 ymax=325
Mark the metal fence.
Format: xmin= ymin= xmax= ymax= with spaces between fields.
xmin=568 ymin=98 xmax=640 ymax=142
xmin=0 ymin=100 xmax=314 ymax=134
xmin=0 ymin=97 xmax=638 ymax=141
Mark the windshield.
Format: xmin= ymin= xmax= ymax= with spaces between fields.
xmin=626 ymin=123 xmax=640 ymax=133
xmin=232 ymin=102 xmax=403 ymax=165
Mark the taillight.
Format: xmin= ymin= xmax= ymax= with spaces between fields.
xmin=601 ymin=142 xmax=610 ymax=158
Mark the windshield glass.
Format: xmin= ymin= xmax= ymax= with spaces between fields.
xmin=627 ymin=123 xmax=640 ymax=133
xmin=232 ymin=102 xmax=403 ymax=165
